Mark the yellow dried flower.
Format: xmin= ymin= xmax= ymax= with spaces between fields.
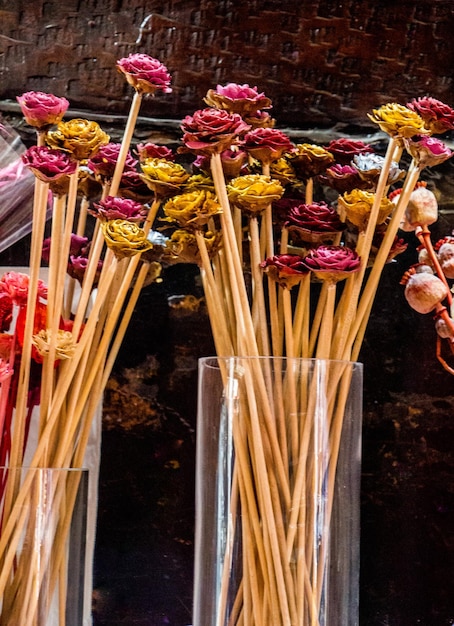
xmin=32 ymin=329 xmax=76 ymax=360
xmin=163 ymin=189 xmax=222 ymax=230
xmin=184 ymin=173 xmax=215 ymax=192
xmin=270 ymin=157 xmax=298 ymax=185
xmin=140 ymin=158 xmax=190 ymax=198
xmin=287 ymin=144 xmax=334 ymax=180
xmin=101 ymin=219 xmax=153 ymax=259
xmin=163 ymin=229 xmax=222 ymax=265
xmin=46 ymin=119 xmax=110 ymax=161
xmin=227 ymin=174 xmax=284 ymax=215
xmin=338 ymin=189 xmax=395 ymax=231
xmin=367 ymin=103 xmax=429 ymax=139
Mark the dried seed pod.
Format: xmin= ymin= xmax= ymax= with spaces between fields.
xmin=404 ymin=271 xmax=448 ymax=314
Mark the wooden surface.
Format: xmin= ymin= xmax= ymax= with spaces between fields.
xmin=1 ymin=0 xmax=453 ymax=127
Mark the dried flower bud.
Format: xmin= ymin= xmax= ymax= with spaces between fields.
xmin=435 ymin=316 xmax=454 ymax=339
xmin=438 ymin=242 xmax=454 ymax=279
xmin=404 ymin=271 xmax=448 ymax=314
xmin=285 ymin=201 xmax=345 ymax=245
xmin=326 ymin=138 xmax=374 ymax=165
xmin=405 ymin=185 xmax=438 ymax=227
xmin=88 ymin=143 xmax=137 ymax=181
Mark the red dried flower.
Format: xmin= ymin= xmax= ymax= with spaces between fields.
xmin=260 ymin=254 xmax=309 ymax=289
xmin=135 ymin=143 xmax=174 ymax=162
xmin=242 ymin=128 xmax=294 ymax=165
xmin=407 ymin=97 xmax=454 ymax=134
xmin=0 ymin=293 xmax=13 ymax=332
xmin=326 ymin=138 xmax=374 ymax=165
xmin=181 ymin=108 xmax=251 ymax=156
xmin=285 ymin=201 xmax=345 ymax=245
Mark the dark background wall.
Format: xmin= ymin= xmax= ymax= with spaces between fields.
xmin=1 ymin=1 xmax=454 ymax=624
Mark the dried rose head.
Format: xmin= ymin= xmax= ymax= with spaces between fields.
xmin=116 ymin=54 xmax=172 ymax=95
xmin=181 ymin=108 xmax=251 ymax=156
xmin=17 ymin=91 xmax=69 ymax=130
xmin=260 ymin=254 xmax=309 ymax=289
xmin=242 ymin=128 xmax=293 ymax=165
xmin=90 ymin=196 xmax=148 ymax=223
xmin=300 ymin=245 xmax=361 ymax=282
xmin=367 ymin=103 xmax=429 ymax=139
xmin=204 ymin=83 xmax=272 ymax=116
xmin=285 ymin=201 xmax=345 ymax=245
xmin=46 ymin=119 xmax=110 ymax=161
xmin=407 ymin=97 xmax=454 ymax=135
xmin=88 ymin=143 xmax=137 ymax=181
xmin=404 ymin=135 xmax=453 ymax=169
xmin=326 ymin=137 xmax=374 ymax=165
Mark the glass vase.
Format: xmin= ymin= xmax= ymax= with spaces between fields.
xmin=193 ymin=356 xmax=363 ymax=626
xmin=0 ymin=467 xmax=89 ymax=626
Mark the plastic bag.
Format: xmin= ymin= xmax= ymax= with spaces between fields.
xmin=0 ymin=119 xmax=37 ymax=253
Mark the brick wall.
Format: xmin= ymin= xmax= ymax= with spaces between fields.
xmin=0 ymin=0 xmax=453 ymax=126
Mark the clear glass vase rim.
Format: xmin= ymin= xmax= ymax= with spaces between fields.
xmin=199 ymin=355 xmax=363 ymax=371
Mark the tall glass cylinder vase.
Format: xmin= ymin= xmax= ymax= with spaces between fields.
xmin=193 ymin=356 xmax=363 ymax=626
xmin=0 ymin=467 xmax=88 ymax=626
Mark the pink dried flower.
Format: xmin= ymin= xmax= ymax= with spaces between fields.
xmin=260 ymin=254 xmax=309 ymax=289
xmin=318 ymin=164 xmax=367 ymax=194
xmin=326 ymin=138 xmax=374 ymax=165
xmin=135 ymin=143 xmax=174 ymax=162
xmin=242 ymin=128 xmax=294 ymax=164
xmin=300 ymin=245 xmax=361 ymax=282
xmin=407 ymin=97 xmax=454 ymax=134
xmin=16 ymin=91 xmax=69 ymax=129
xmin=116 ymin=54 xmax=172 ymax=95
xmin=119 ymin=170 xmax=155 ymax=202
xmin=404 ymin=135 xmax=453 ymax=169
xmin=0 ymin=271 xmax=47 ymax=306
xmin=181 ymin=108 xmax=251 ymax=156
xmin=204 ymin=83 xmax=272 ymax=116
xmin=90 ymin=196 xmax=148 ymax=222
xmin=87 ymin=143 xmax=137 ymax=180
xmin=68 ymin=256 xmax=103 ymax=285
xmin=42 ymin=234 xmax=89 ymax=264
xmin=21 ymin=146 xmax=77 ymax=182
